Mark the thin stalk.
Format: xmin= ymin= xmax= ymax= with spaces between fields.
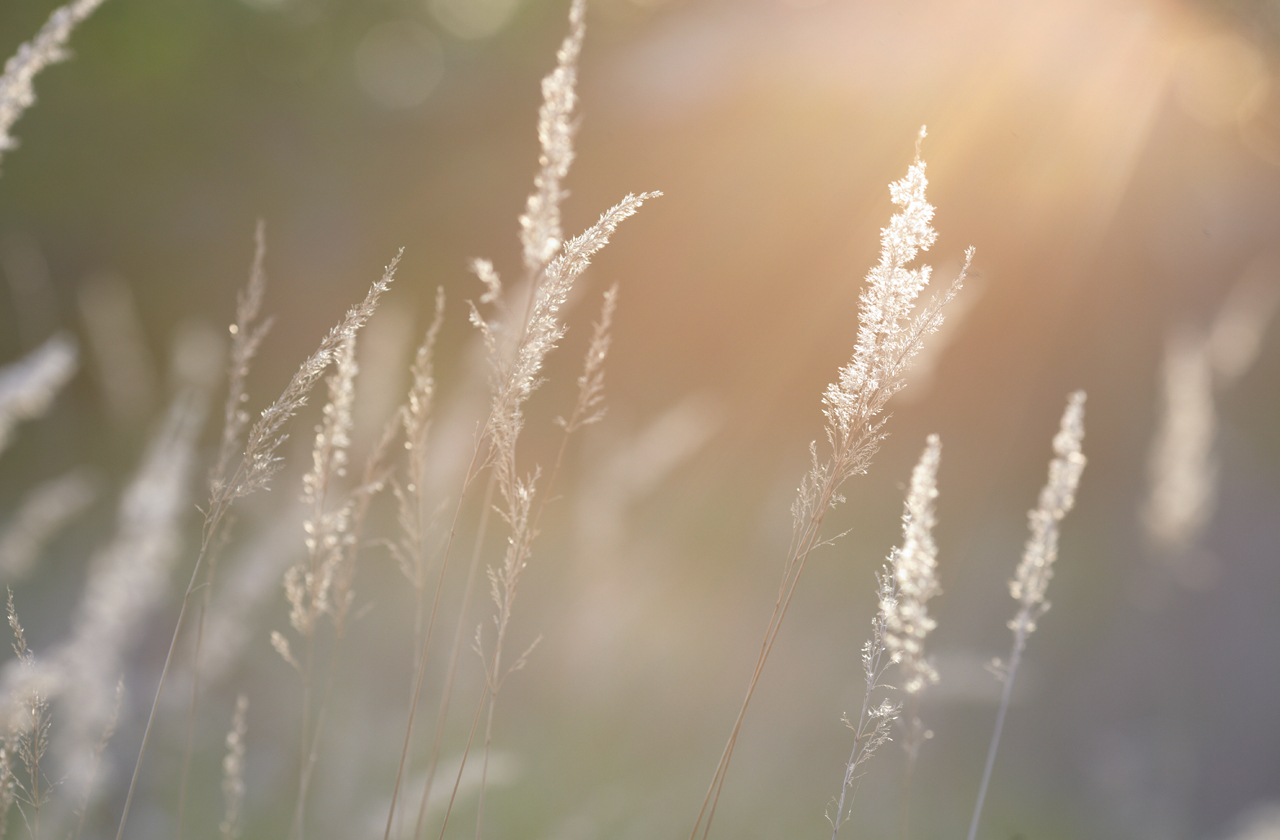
xmin=290 ymin=632 xmax=318 ymax=840
xmin=392 ymin=268 xmax=541 ymax=840
xmin=177 ymin=521 xmax=231 ymax=840
xmin=968 ymin=391 xmax=1086 ymax=840
xmin=691 ymin=492 xmax=832 ymax=840
xmin=532 ymin=421 xmax=573 ymax=536
xmin=899 ymin=692 xmax=924 ymax=840
xmin=900 ymin=759 xmax=912 ymax=840
xmin=411 ymin=474 xmax=496 ymax=840
xmin=116 ymin=497 xmax=232 ymax=840
xmin=119 ymin=241 xmax=396 ymax=840
xmin=830 ymin=613 xmax=895 ymax=839
xmin=291 ymin=457 xmax=338 ymax=840
xmin=466 ymin=413 xmax=579 ymax=840
xmin=292 ymin=629 xmax=344 ymax=840
xmin=691 ymin=327 xmax=947 ymax=840
xmin=899 ymin=703 xmax=914 ymax=840
xmin=435 ymin=670 xmax=490 ymax=840
xmin=465 ymin=504 xmax=530 ymax=840
xmin=384 ymin=443 xmax=486 ymax=840
xmin=31 ymin=733 xmax=39 ymax=840
xmin=406 ymin=428 xmax=435 ymax=706
xmin=295 ymin=434 xmax=394 ymax=840
xmin=174 ymin=574 xmax=209 ymax=840
xmin=410 ymin=592 xmax=423 ymax=702
xmin=965 ymin=628 xmax=1025 ymax=840
xmin=403 ymin=148 xmax=638 ymax=836
xmin=694 ymin=403 xmax=889 ymax=839
xmin=473 ymin=637 xmax=504 ymax=840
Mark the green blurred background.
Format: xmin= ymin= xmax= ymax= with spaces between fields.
xmin=1 ymin=0 xmax=1279 ymax=837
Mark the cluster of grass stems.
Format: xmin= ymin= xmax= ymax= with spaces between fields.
xmin=0 ymin=1 xmax=1095 ymax=839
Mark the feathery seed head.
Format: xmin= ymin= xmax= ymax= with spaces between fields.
xmin=472 ymin=259 xmax=501 ymax=306
xmin=0 ymin=0 xmax=107 ymax=168
xmin=302 ymin=334 xmax=358 ymax=511
xmin=0 ymin=332 xmax=78 ymax=456
xmin=884 ymin=435 xmax=942 ymax=694
xmin=557 ymin=282 xmax=618 ymax=432
xmin=1142 ymin=331 xmax=1216 ymax=557
xmin=402 ymin=285 xmax=446 ymax=456
xmin=1009 ymin=391 xmax=1086 ymax=636
xmin=485 ymin=192 xmax=658 ymax=480
xmin=815 ymin=131 xmax=967 ymax=503
xmin=235 ymin=251 xmax=399 ymax=500
xmin=519 ymin=0 xmax=586 ymax=274
xmin=214 ymin=223 xmax=273 ymax=494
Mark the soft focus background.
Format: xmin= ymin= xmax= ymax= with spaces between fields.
xmin=1 ymin=0 xmax=1279 ymax=838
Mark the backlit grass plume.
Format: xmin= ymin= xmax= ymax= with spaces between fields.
xmin=828 ymin=565 xmax=899 ymax=839
xmin=0 ymin=333 xmax=78 ymax=457
xmin=692 ymin=129 xmax=970 ymax=840
xmin=117 ymin=246 xmax=400 ymax=840
xmin=884 ymin=434 xmax=942 ymax=697
xmin=829 ymin=434 xmax=942 ymax=837
xmin=966 ymin=391 xmax=1087 ymax=840
xmin=519 ymin=0 xmax=584 ymax=276
xmin=0 ymin=0 xmax=107 ymax=172
xmin=382 ymin=4 xmax=658 ymax=836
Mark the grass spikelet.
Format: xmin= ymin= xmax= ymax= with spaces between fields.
xmin=886 ymin=435 xmax=943 ymax=802
xmin=212 ymin=221 xmax=274 ymax=498
xmin=180 ymin=227 xmax=271 ymax=839
xmin=884 ymin=435 xmax=942 ymax=697
xmin=287 ymin=331 xmax=403 ymax=838
xmin=830 ymin=435 xmax=942 ymax=837
xmin=6 ymin=590 xmax=51 ymax=840
xmin=828 ymin=567 xmax=901 ymax=838
xmin=1206 ymin=265 xmax=1280 ymax=386
xmin=403 ymin=287 xmax=447 ymax=472
xmin=330 ymin=416 xmax=399 ymax=636
xmin=118 ymin=250 xmax=400 ymax=840
xmin=234 ymin=252 xmax=400 ymax=502
xmin=482 ymin=192 xmax=658 ymax=491
xmin=280 ymin=332 xmax=361 ymax=837
xmin=556 ymin=282 xmax=617 ymax=434
xmin=451 ymin=211 xmax=644 ymax=840
xmin=385 ymin=7 xmax=656 ymax=830
xmin=393 ymin=286 xmax=446 ymax=598
xmin=519 ymin=0 xmax=585 ymax=276
xmin=289 ymin=333 xmax=359 ymax=638
xmin=445 ymin=283 xmax=624 ymax=840
xmin=1007 ymin=392 xmax=1087 ymax=638
xmin=271 ymin=631 xmax=300 ymax=673
xmin=816 ymin=132 xmax=969 ymax=496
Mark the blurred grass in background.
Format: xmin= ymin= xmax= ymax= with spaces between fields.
xmin=1 ymin=0 xmax=1279 ymax=838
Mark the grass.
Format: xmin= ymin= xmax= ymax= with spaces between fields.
xmin=0 ymin=1 xmax=1275 ymax=840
